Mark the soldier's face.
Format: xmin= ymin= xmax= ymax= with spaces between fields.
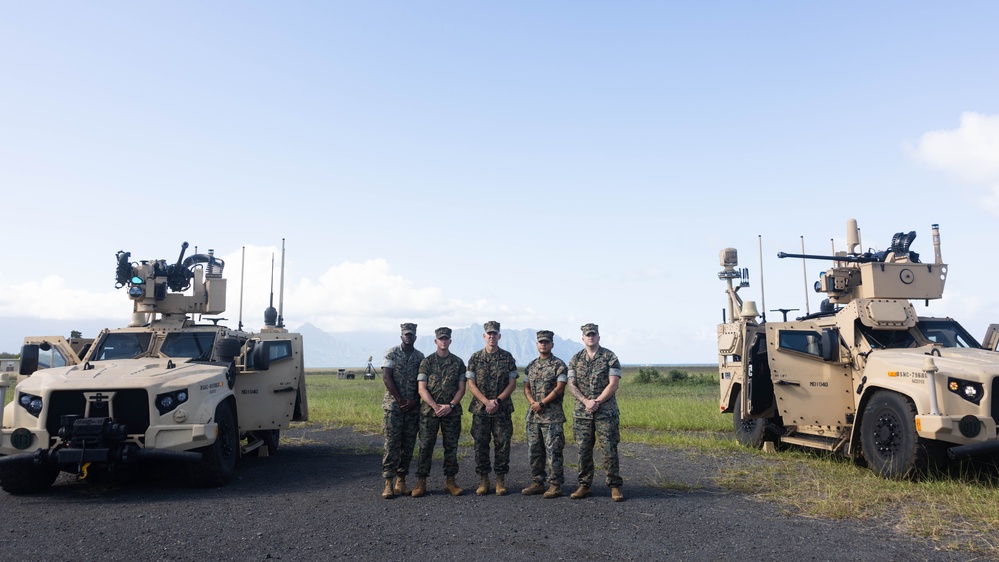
xmin=484 ymin=331 xmax=500 ymax=348
xmin=583 ymin=332 xmax=600 ymax=346
xmin=436 ymin=336 xmax=451 ymax=351
xmin=536 ymin=340 xmax=553 ymax=355
xmin=401 ymin=333 xmax=416 ymax=346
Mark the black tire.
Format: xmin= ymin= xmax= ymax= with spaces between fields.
xmin=860 ymin=391 xmax=920 ymax=478
xmin=248 ymin=429 xmax=280 ymax=457
xmin=732 ymin=388 xmax=780 ymax=448
xmin=187 ymin=400 xmax=239 ymax=487
xmin=0 ymin=462 xmax=59 ymax=495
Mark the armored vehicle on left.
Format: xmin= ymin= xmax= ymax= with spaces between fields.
xmin=0 ymin=243 xmax=308 ymax=494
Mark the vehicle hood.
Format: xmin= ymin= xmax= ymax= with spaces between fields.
xmin=867 ymin=347 xmax=999 ymax=380
xmin=16 ymin=359 xmax=226 ymax=392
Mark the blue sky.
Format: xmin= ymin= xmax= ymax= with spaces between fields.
xmin=3 ymin=2 xmax=999 ymax=363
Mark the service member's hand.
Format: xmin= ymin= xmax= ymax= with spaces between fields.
xmin=531 ymin=401 xmax=544 ymax=413
xmin=433 ymin=403 xmax=451 ymax=417
xmin=485 ymin=398 xmax=500 ymax=415
xmin=400 ymin=398 xmax=417 ymax=412
xmin=585 ymin=399 xmax=600 ymax=415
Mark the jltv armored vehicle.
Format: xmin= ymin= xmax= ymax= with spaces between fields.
xmin=0 ymin=243 xmax=307 ymax=493
xmin=718 ymin=220 xmax=999 ymax=477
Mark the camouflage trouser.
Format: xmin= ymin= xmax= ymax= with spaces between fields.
xmin=471 ymin=413 xmax=513 ymax=475
xmin=573 ymin=416 xmax=622 ymax=488
xmin=416 ymin=413 xmax=462 ymax=478
xmin=526 ymin=422 xmax=565 ymax=486
xmin=382 ymin=408 xmax=420 ymax=478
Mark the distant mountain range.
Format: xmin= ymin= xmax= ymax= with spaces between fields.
xmin=296 ymin=323 xmax=585 ymax=369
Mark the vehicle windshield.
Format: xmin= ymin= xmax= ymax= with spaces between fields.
xmin=160 ymin=332 xmax=216 ymax=359
xmin=916 ymin=319 xmax=981 ymax=348
xmin=858 ymin=322 xmax=918 ymax=349
xmin=92 ymin=333 xmax=153 ymax=360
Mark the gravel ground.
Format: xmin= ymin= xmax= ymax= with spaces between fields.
xmin=0 ymin=424 xmax=981 ymax=561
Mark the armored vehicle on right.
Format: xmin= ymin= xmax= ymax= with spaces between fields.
xmin=718 ymin=220 xmax=999 ymax=477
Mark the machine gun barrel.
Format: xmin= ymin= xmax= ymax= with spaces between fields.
xmin=175 ymin=241 xmax=190 ymax=269
xmin=777 ymin=251 xmax=874 ymax=263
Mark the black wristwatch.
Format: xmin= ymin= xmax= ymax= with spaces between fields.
xmin=449 ymin=403 xmax=457 ymax=410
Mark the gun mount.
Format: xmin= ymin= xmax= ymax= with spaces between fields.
xmin=777 ymin=221 xmax=946 ymax=305
xmin=115 ymin=242 xmax=227 ymax=325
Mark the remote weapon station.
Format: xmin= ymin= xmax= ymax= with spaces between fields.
xmin=0 ymin=242 xmax=307 ymax=493
xmin=718 ymin=220 xmax=999 ymax=477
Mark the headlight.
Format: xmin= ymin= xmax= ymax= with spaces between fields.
xmin=155 ymin=389 xmax=190 ymax=415
xmin=947 ymin=378 xmax=984 ymax=405
xmin=18 ymin=392 xmax=43 ymax=417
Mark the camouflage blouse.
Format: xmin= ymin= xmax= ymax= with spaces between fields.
xmin=523 ymin=355 xmax=568 ymax=424
xmin=466 ymin=348 xmax=519 ymax=416
xmin=568 ymin=347 xmax=621 ymax=420
xmin=381 ymin=345 xmax=426 ymax=411
xmin=417 ymin=352 xmax=467 ymax=417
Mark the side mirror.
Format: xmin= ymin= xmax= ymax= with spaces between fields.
xmin=251 ymin=341 xmax=270 ymax=371
xmin=821 ymin=328 xmax=839 ymax=362
xmin=19 ymin=345 xmax=39 ymax=375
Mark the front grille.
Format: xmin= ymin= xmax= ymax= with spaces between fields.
xmin=46 ymin=390 xmax=150 ymax=439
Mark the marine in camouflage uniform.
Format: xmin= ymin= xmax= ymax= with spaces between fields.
xmin=521 ymin=330 xmax=568 ymax=498
xmin=379 ymin=323 xmax=425 ymax=498
xmin=413 ymin=327 xmax=467 ymax=497
xmin=466 ymin=320 xmax=519 ymax=495
xmin=567 ymin=323 xmax=624 ymax=502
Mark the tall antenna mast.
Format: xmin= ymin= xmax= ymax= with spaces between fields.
xmin=800 ymin=236 xmax=810 ymax=315
xmin=263 ymin=252 xmax=277 ymax=327
xmin=238 ymin=246 xmax=246 ymax=331
xmin=277 ymin=238 xmax=286 ymax=329
xmin=758 ymin=235 xmax=766 ymax=323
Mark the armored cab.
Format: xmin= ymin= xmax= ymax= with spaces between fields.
xmin=718 ymin=220 xmax=999 ymax=477
xmin=0 ymin=243 xmax=308 ymax=493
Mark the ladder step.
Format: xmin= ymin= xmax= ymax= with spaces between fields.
xmin=780 ymin=435 xmax=841 ymax=451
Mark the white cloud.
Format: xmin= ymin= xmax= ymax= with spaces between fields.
xmin=222 ymin=246 xmax=540 ymax=333
xmin=912 ymin=112 xmax=999 ymax=215
xmin=0 ymin=275 xmax=128 ymax=320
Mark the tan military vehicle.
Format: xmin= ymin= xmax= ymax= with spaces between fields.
xmin=718 ymin=220 xmax=999 ymax=477
xmin=0 ymin=243 xmax=307 ymax=493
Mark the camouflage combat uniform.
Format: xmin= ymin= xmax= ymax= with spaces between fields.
xmin=524 ymin=354 xmax=568 ymax=487
xmin=381 ymin=344 xmax=425 ymax=479
xmin=466 ymin=348 xmax=518 ymax=476
xmin=569 ymin=346 xmax=623 ymax=488
xmin=415 ymin=352 xmax=467 ymax=478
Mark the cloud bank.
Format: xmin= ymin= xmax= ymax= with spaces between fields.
xmin=912 ymin=112 xmax=999 ymax=215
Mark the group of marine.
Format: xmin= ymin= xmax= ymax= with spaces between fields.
xmin=380 ymin=321 xmax=624 ymax=502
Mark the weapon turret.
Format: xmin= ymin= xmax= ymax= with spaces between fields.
xmin=777 ymin=219 xmax=946 ymax=305
xmin=114 ymin=242 xmax=227 ymax=325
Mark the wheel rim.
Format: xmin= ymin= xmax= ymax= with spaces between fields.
xmin=872 ymin=407 xmax=902 ymax=459
xmin=219 ymin=418 xmax=235 ymax=458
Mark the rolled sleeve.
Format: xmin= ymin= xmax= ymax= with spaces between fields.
xmin=508 ymin=370 xmax=519 ymax=380
xmin=465 ymin=370 xmax=476 ymax=380
xmin=609 ymin=368 xmax=622 ymax=378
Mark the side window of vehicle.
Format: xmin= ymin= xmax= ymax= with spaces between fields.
xmin=779 ymin=330 xmax=822 ymax=358
xmin=267 ymin=341 xmax=293 ymax=362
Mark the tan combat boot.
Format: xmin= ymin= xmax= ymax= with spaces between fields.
xmin=570 ymin=485 xmax=591 ymax=499
xmin=521 ymin=482 xmax=545 ymax=496
xmin=381 ymin=478 xmax=395 ymax=499
xmin=475 ymin=474 xmax=490 ymax=496
xmin=394 ymin=476 xmax=411 ymax=496
xmin=611 ymin=487 xmax=624 ymax=502
xmin=444 ymin=476 xmax=463 ymax=496
xmin=543 ymin=484 xmax=562 ymax=499
xmin=411 ymin=477 xmax=427 ymax=498
xmin=495 ymin=474 xmax=507 ymax=496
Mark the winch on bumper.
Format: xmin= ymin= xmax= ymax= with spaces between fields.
xmin=0 ymin=416 xmax=215 ymax=468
